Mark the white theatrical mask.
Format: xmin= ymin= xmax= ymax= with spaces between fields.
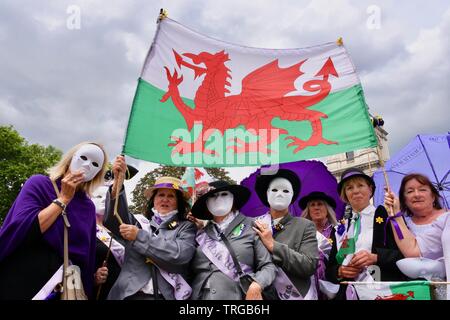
xmin=91 ymin=185 xmax=109 ymax=215
xmin=69 ymin=144 xmax=104 ymax=182
xmin=206 ymin=191 xmax=234 ymax=217
xmin=267 ymin=177 xmax=293 ymax=211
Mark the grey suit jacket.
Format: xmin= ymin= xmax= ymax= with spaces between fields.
xmin=272 ymin=214 xmax=318 ymax=296
xmin=190 ymin=212 xmax=277 ymax=300
xmin=105 ymin=189 xmax=197 ymax=300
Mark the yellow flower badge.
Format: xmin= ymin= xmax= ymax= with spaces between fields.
xmin=172 ymin=183 xmax=180 ymax=190
xmin=375 ymin=216 xmax=384 ymax=224
xmin=168 ymin=220 xmax=178 ymax=229
xmin=327 ymin=238 xmax=333 ymax=245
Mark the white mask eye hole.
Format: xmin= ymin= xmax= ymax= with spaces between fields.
xmin=80 ymin=155 xmax=87 ymax=161
xmin=271 ymin=188 xmax=278 ymax=192
xmin=92 ymin=162 xmax=99 ymax=167
xmin=283 ymin=190 xmax=290 ymax=193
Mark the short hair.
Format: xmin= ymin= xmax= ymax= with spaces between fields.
xmin=48 ymin=141 xmax=108 ymax=196
xmin=146 ymin=188 xmax=190 ymax=220
xmin=339 ymin=176 xmax=372 ymax=203
xmin=399 ymin=173 xmax=442 ymax=216
xmin=301 ymin=200 xmax=338 ymax=226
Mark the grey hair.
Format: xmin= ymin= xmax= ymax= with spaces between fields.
xmin=301 ymin=201 xmax=338 ymax=226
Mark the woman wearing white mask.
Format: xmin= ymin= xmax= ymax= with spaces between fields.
xmin=0 ymin=142 xmax=108 ymax=300
xmin=190 ymin=181 xmax=277 ymax=300
xmin=253 ymin=169 xmax=319 ymax=300
xmin=92 ymin=165 xmax=137 ymax=300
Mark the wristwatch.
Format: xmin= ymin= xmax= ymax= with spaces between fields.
xmin=52 ymin=199 xmax=67 ymax=211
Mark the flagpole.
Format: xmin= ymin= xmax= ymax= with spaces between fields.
xmin=119 ymin=8 xmax=168 ymax=163
xmin=372 ymin=119 xmax=395 ymax=216
xmin=96 ymin=237 xmax=113 ymax=300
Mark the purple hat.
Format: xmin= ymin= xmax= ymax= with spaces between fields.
xmin=144 ymin=176 xmax=190 ymax=200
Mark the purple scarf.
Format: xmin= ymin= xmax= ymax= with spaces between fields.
xmin=0 ymin=175 xmax=96 ymax=297
xmin=315 ymin=223 xmax=333 ymax=300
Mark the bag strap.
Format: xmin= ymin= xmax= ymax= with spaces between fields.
xmin=213 ymin=224 xmax=245 ymax=277
xmin=51 ymin=179 xmax=71 ymax=300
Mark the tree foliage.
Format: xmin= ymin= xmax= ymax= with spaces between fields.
xmin=129 ymin=165 xmax=235 ymax=214
xmin=0 ymin=126 xmax=62 ymax=224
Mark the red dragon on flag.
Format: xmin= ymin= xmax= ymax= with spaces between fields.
xmin=161 ymin=49 xmax=338 ymax=156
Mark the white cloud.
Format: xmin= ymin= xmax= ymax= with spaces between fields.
xmin=0 ymin=0 xmax=448 ymax=189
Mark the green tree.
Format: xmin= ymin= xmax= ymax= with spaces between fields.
xmin=129 ymin=166 xmax=235 ymax=214
xmin=0 ymin=126 xmax=62 ymax=224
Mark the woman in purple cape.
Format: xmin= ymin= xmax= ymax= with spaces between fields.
xmin=0 ymin=142 xmax=108 ymax=300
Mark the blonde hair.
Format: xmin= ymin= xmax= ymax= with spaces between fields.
xmin=48 ymin=141 xmax=108 ymax=196
xmin=301 ymin=200 xmax=338 ymax=226
xmin=339 ymin=176 xmax=371 ymax=203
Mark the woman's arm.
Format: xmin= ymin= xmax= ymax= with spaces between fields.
xmin=384 ymin=191 xmax=420 ymax=257
xmin=38 ymin=171 xmax=84 ymax=233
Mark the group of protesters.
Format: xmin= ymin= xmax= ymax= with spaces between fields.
xmin=0 ymin=141 xmax=448 ymax=300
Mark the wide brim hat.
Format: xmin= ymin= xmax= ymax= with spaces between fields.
xmin=299 ymin=191 xmax=336 ymax=210
xmin=104 ymin=164 xmax=139 ymax=181
xmin=337 ymin=167 xmax=376 ymax=197
xmin=144 ymin=176 xmax=190 ymax=201
xmin=191 ymin=180 xmax=251 ymax=220
xmin=255 ymin=169 xmax=301 ymax=207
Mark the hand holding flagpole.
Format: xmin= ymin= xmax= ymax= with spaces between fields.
xmin=372 ymin=116 xmax=395 ymax=216
xmin=96 ymin=237 xmax=113 ymax=300
xmin=112 ymin=155 xmax=126 ymax=225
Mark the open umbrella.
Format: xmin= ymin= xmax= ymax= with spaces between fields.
xmin=373 ymin=133 xmax=450 ymax=209
xmin=240 ymin=160 xmax=345 ymax=219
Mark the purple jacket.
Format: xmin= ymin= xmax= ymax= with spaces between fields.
xmin=0 ymin=175 xmax=97 ymax=296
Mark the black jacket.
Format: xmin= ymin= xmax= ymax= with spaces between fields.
xmin=325 ymin=205 xmax=406 ymax=300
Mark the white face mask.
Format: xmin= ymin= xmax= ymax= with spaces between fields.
xmin=267 ymin=178 xmax=293 ymax=211
xmin=91 ymin=185 xmax=109 ymax=216
xmin=206 ymin=191 xmax=234 ymax=217
xmin=69 ymin=144 xmax=104 ymax=182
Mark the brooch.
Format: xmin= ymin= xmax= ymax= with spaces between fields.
xmin=337 ymin=219 xmax=346 ymax=236
xmin=231 ymin=223 xmax=245 ymax=237
xmin=375 ymin=216 xmax=384 ymax=224
xmin=272 ymin=223 xmax=285 ymax=234
xmin=168 ymin=220 xmax=178 ymax=230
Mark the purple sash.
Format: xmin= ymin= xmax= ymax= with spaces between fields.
xmin=255 ymin=213 xmax=317 ymax=300
xmin=196 ymin=230 xmax=252 ymax=281
xmin=96 ymin=225 xmax=125 ymax=266
xmin=32 ymin=265 xmax=64 ymax=300
xmin=134 ymin=214 xmax=192 ymax=300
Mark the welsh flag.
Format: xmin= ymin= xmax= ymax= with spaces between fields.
xmin=123 ymin=15 xmax=377 ymax=167
xmin=180 ymin=167 xmax=213 ymax=199
xmin=351 ymin=281 xmax=432 ymax=300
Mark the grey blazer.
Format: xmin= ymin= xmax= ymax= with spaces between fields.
xmin=272 ymin=214 xmax=318 ymax=296
xmin=105 ymin=189 xmax=197 ymax=300
xmin=190 ymin=213 xmax=277 ymax=300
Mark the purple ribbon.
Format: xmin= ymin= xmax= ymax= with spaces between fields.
xmin=154 ymin=182 xmax=180 ymax=189
xmin=384 ymin=211 xmax=404 ymax=245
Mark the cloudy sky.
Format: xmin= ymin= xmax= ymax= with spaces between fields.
xmin=1 ymin=0 xmax=449 ymax=195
